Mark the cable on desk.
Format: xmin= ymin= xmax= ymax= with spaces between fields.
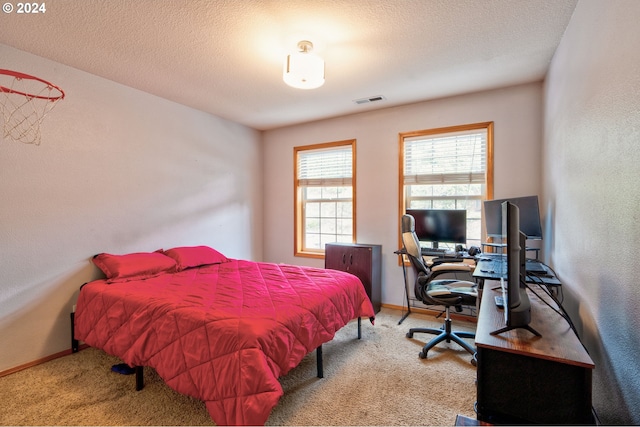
xmin=542 ymin=263 xmax=565 ymax=304
xmin=524 ymin=275 xmax=577 ymax=336
xmin=527 ymin=260 xmax=565 ymax=304
xmin=526 ymin=270 xmax=595 ymax=357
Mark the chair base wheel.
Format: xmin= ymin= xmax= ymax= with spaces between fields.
xmin=406 ymin=332 xmax=413 ymax=338
xmin=419 ymin=350 xmax=428 ymax=359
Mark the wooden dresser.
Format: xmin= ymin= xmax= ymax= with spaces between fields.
xmin=325 ymin=243 xmax=381 ymax=313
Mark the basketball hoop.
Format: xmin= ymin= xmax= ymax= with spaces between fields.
xmin=0 ymin=69 xmax=65 ymax=146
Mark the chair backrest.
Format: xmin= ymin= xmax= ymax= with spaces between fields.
xmin=401 ymin=214 xmax=429 ymax=275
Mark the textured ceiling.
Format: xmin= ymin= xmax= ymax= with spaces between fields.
xmin=0 ymin=0 xmax=578 ymax=130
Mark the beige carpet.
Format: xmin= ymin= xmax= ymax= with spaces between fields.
xmin=0 ymin=308 xmax=478 ymax=426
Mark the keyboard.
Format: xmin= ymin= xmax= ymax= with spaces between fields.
xmin=476 ymin=259 xmax=506 ymax=279
xmin=421 ymin=247 xmax=447 ymax=254
xmin=475 ymin=258 xmax=561 ymax=287
xmin=479 ymin=257 xmax=546 ymax=273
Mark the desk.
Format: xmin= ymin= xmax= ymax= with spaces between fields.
xmin=475 ymin=286 xmax=595 ymax=424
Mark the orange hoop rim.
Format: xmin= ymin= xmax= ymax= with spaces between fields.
xmin=0 ymin=69 xmax=65 ymax=101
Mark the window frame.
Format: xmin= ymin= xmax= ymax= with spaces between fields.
xmin=398 ymin=122 xmax=494 ymax=252
xmin=294 ymin=139 xmax=357 ymax=258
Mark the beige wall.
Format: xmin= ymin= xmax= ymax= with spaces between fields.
xmin=262 ymin=82 xmax=543 ymax=307
xmin=0 ymin=44 xmax=263 ymax=372
xmin=543 ymin=0 xmax=640 ymax=423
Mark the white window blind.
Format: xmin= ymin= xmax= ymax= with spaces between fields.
xmin=404 ymin=129 xmax=486 ymax=186
xmin=295 ymin=141 xmax=356 ymax=257
xmin=297 ymin=146 xmax=353 ymax=187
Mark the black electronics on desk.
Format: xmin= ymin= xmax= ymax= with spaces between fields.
xmin=473 ymin=201 xmax=552 ymax=336
xmin=490 ymin=200 xmax=539 ymax=337
xmin=406 ymin=208 xmax=467 ymax=250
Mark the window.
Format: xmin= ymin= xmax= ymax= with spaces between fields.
xmin=294 ymin=140 xmax=356 ymax=258
xmin=399 ymin=122 xmax=493 ymax=249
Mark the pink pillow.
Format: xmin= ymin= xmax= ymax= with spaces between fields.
xmin=93 ymin=251 xmax=177 ymax=283
xmin=163 ymin=246 xmax=229 ymax=271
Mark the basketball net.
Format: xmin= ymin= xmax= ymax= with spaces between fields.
xmin=0 ymin=69 xmax=65 ymax=146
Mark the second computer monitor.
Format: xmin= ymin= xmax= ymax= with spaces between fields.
xmin=484 ymin=195 xmax=543 ymax=240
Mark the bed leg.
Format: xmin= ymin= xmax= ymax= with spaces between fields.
xmin=70 ymin=312 xmax=79 ymax=353
xmin=135 ymin=366 xmax=144 ymax=391
xmin=357 ymin=317 xmax=362 ymax=339
xmin=316 ymin=346 xmax=323 ymax=378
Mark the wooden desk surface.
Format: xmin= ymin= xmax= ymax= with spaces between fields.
xmin=476 ymin=284 xmax=594 ymax=369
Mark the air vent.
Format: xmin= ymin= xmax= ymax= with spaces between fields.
xmin=353 ymin=95 xmax=386 ymax=105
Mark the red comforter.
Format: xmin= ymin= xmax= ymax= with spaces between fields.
xmin=74 ymin=259 xmax=375 ymax=425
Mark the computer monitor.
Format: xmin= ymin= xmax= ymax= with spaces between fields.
xmin=405 ymin=209 xmax=467 ymax=249
xmin=490 ymin=201 xmax=541 ymax=337
xmin=484 ymin=195 xmax=543 ymax=240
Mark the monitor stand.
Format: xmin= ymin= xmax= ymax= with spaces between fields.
xmin=491 ymin=324 xmax=541 ymax=337
xmin=490 ymin=288 xmax=542 ymax=337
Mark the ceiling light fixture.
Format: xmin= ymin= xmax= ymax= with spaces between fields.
xmin=283 ymin=40 xmax=325 ymax=90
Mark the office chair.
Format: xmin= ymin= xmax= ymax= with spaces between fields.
xmin=401 ymin=214 xmax=477 ymax=361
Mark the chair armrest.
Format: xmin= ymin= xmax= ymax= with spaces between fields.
xmin=432 ymin=263 xmax=474 ymax=272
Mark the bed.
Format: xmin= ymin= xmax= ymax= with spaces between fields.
xmin=73 ymin=246 xmax=375 ymax=425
